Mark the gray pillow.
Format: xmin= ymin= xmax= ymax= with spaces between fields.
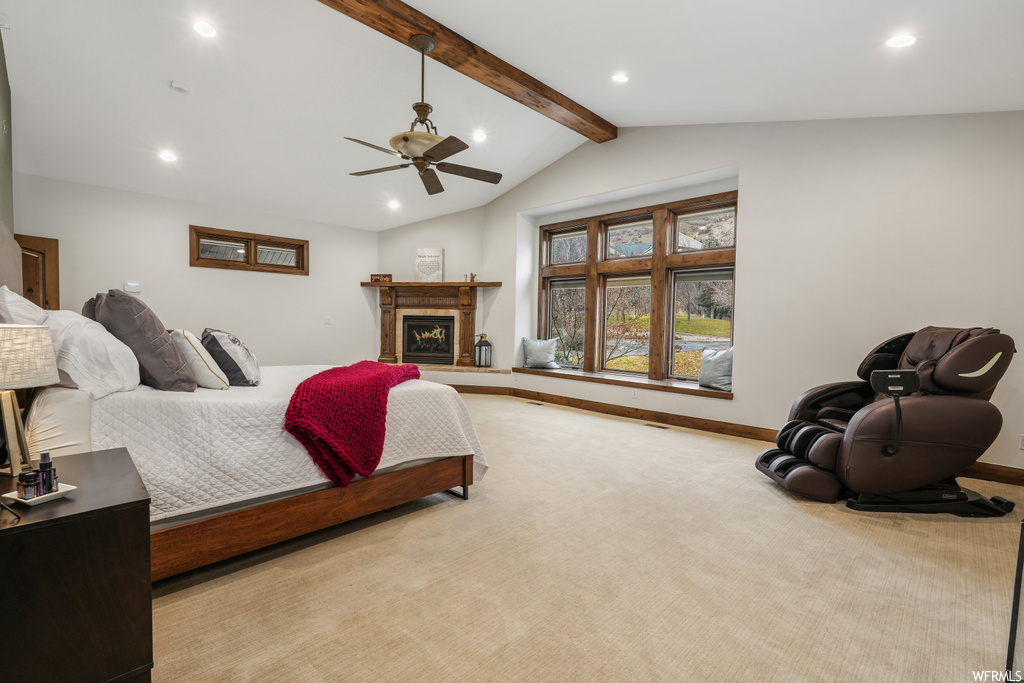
xmin=522 ymin=337 xmax=560 ymax=369
xmin=202 ymin=328 xmax=261 ymax=386
xmin=698 ymin=347 xmax=733 ymax=392
xmin=93 ymin=289 xmax=198 ymax=392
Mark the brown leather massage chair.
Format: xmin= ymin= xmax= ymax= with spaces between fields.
xmin=756 ymin=326 xmax=1016 ymax=516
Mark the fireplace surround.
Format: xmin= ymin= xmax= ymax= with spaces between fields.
xmin=361 ymin=281 xmax=501 ymax=366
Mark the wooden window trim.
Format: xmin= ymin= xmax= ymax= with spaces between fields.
xmin=189 ymin=225 xmax=310 ymax=276
xmin=539 ymin=191 xmax=738 ymax=383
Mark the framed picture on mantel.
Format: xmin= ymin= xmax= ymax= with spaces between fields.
xmin=414 ymin=247 xmax=444 ymax=283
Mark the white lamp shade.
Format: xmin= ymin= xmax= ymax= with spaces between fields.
xmin=0 ymin=323 xmax=60 ymax=390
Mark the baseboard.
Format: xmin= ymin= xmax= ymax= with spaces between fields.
xmin=452 ymin=384 xmax=774 ymax=441
xmin=448 ymin=385 xmax=513 ymax=396
xmin=961 ymin=462 xmax=1024 ymax=488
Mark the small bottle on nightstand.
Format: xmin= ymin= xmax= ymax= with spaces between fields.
xmin=38 ymin=453 xmax=55 ymax=495
xmin=17 ymin=472 xmax=38 ymax=500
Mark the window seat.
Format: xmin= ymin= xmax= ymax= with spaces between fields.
xmin=512 ymin=366 xmax=732 ymax=400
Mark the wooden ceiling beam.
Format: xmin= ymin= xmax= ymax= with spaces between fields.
xmin=317 ymin=0 xmax=617 ymax=143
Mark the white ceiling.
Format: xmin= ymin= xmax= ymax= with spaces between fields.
xmin=0 ymin=0 xmax=1021 ymax=232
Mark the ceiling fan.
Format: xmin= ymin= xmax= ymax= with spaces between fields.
xmin=345 ymin=34 xmax=502 ymax=196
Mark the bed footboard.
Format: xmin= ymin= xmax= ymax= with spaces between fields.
xmin=150 ymin=454 xmax=473 ymax=581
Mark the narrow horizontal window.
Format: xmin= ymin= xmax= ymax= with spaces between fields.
xmin=256 ymin=244 xmax=299 ymax=267
xmin=190 ymin=225 xmax=309 ymax=276
xmin=199 ymin=238 xmax=247 ymax=262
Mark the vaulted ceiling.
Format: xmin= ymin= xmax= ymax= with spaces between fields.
xmin=0 ymin=0 xmax=1021 ymax=231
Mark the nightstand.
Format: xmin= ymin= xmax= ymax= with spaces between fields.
xmin=0 ymin=448 xmax=152 ymax=683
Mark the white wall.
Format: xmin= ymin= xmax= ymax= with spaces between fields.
xmin=13 ymin=174 xmax=379 ymax=366
xmin=380 ymin=110 xmax=1024 ymax=467
xmin=376 ymin=206 xmax=486 ymax=282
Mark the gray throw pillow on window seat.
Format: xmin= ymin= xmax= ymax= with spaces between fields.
xmin=698 ymin=347 xmax=733 ymax=392
xmin=522 ymin=337 xmax=560 ymax=369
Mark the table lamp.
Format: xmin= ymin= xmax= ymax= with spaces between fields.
xmin=0 ymin=324 xmax=59 ymax=477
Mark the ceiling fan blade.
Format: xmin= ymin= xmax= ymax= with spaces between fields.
xmin=350 ymin=164 xmax=410 ymax=176
xmin=423 ymin=136 xmax=469 ymax=162
xmin=420 ymin=167 xmax=444 ymax=195
xmin=436 ymin=162 xmax=502 ymax=185
xmin=344 ymin=137 xmax=405 ymax=158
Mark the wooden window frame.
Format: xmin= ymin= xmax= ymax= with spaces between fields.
xmin=538 ymin=190 xmax=737 ymax=386
xmin=189 ymin=225 xmax=309 ymax=276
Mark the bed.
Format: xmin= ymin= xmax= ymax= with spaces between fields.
xmin=26 ymin=365 xmax=487 ymax=580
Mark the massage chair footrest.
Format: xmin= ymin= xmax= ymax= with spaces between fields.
xmin=755 ymin=448 xmax=844 ymax=503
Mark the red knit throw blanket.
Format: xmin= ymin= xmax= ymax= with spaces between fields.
xmin=284 ymin=361 xmax=420 ymax=486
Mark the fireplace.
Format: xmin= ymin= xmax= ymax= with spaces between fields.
xmin=402 ymin=315 xmax=455 ymax=365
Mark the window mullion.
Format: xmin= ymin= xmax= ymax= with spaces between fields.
xmin=583 ymin=218 xmax=600 ymax=373
xmin=648 ymin=208 xmax=669 ymax=380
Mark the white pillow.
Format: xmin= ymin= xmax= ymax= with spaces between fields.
xmin=0 ymin=285 xmax=47 ymax=324
xmin=43 ymin=310 xmax=141 ymax=399
xmin=170 ymin=329 xmax=229 ymax=390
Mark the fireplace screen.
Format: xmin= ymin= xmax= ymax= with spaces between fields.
xmin=402 ymin=316 xmax=455 ymax=365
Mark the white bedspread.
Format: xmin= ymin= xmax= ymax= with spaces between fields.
xmin=57 ymin=365 xmax=484 ymax=521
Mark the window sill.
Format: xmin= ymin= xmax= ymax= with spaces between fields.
xmin=511 ymin=367 xmax=732 ymax=400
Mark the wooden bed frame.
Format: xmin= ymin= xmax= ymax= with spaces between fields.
xmin=150 ymin=454 xmax=474 ymax=581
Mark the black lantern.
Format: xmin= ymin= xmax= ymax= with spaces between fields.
xmin=474 ymin=333 xmax=492 ymax=368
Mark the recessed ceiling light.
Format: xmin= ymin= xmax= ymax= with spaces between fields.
xmin=159 ymin=150 xmax=177 ymax=162
xmin=886 ymin=35 xmax=916 ymax=48
xmin=612 ymin=73 xmax=629 ymax=83
xmin=194 ymin=21 xmax=216 ymax=38
xmin=472 ymin=130 xmax=487 ymax=142
xmin=387 ymin=200 xmax=401 ymax=210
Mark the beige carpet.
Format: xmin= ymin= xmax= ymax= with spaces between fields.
xmin=152 ymin=396 xmax=1024 ymax=682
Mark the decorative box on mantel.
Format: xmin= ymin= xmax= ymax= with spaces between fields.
xmin=361 ymin=281 xmax=501 ymax=367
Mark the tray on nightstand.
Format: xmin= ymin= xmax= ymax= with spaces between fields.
xmin=1 ymin=483 xmax=76 ymax=506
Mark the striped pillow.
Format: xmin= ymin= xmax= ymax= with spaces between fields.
xmin=201 ymin=328 xmax=261 ymax=387
xmin=170 ymin=330 xmax=229 ymax=390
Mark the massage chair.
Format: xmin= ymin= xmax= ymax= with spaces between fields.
xmin=755 ymin=326 xmax=1016 ymax=517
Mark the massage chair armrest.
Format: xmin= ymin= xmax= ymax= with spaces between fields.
xmin=836 ymin=395 xmax=1003 ymax=495
xmin=788 ymin=380 xmax=875 ymax=423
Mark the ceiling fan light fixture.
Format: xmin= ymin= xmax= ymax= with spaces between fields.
xmin=387 ymin=200 xmax=401 ymax=210
xmin=612 ymin=73 xmax=629 ymax=83
xmin=345 ymin=33 xmax=501 ymax=195
xmin=390 ymin=131 xmax=445 ymax=157
xmin=473 ymin=130 xmax=487 ymax=142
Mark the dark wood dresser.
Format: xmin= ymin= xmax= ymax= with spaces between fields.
xmin=0 ymin=448 xmax=153 ymax=683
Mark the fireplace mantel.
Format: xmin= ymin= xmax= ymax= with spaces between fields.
xmin=361 ymin=281 xmax=501 ymax=366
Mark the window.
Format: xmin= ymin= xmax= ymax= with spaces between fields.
xmin=538 ymin=191 xmax=737 ymax=389
xmin=549 ymin=228 xmax=587 ymax=265
xmin=607 ymin=219 xmax=653 ymax=259
xmin=672 ymin=271 xmax=733 ymax=379
xmin=604 ymin=276 xmax=651 ymax=372
xmin=548 ymin=279 xmax=586 ymax=366
xmin=675 ymin=207 xmax=735 ymax=251
xmin=189 ymin=225 xmax=309 ymax=275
